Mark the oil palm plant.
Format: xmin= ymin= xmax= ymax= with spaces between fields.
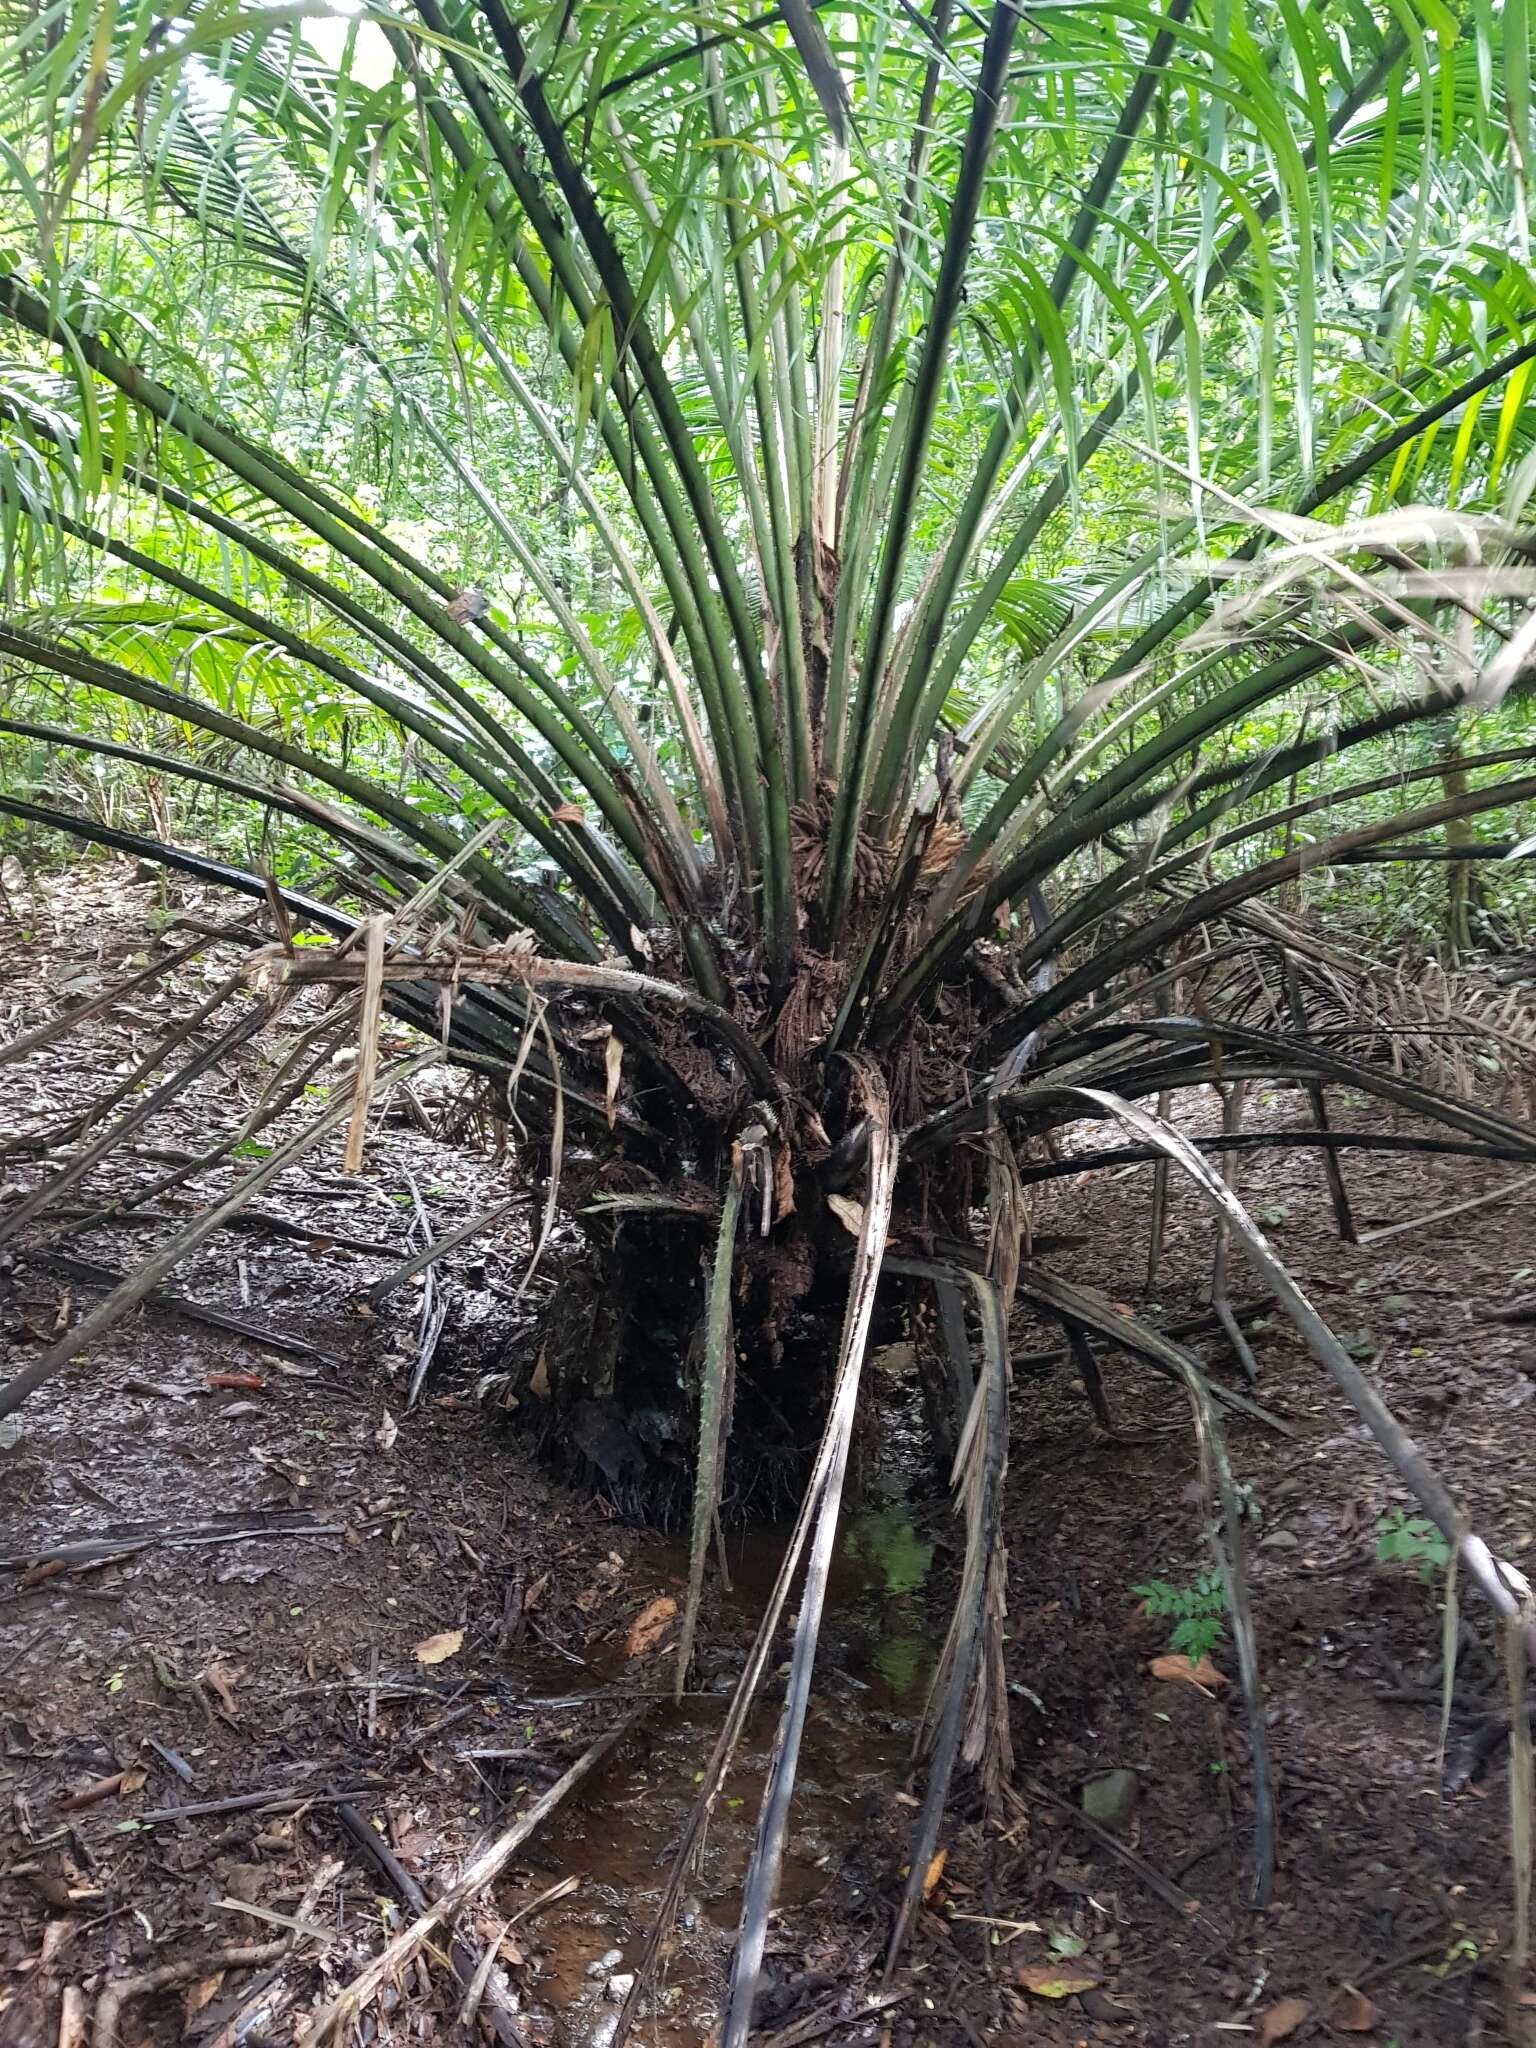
xmin=4 ymin=0 xmax=1536 ymax=2030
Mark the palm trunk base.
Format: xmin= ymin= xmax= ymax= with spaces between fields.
xmin=508 ymin=1215 xmax=878 ymax=1527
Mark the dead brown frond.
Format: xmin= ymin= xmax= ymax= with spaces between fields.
xmin=917 ymin=813 xmax=968 ymax=881
xmin=1227 ymin=903 xmax=1536 ymax=1118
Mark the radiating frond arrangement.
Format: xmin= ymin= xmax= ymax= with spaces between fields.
xmin=5 ymin=0 xmax=1536 ymax=2021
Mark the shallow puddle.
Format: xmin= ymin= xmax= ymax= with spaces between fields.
xmin=506 ymin=1481 xmax=941 ymax=2042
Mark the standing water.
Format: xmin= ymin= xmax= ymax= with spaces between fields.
xmin=500 ymin=1470 xmax=941 ymax=2043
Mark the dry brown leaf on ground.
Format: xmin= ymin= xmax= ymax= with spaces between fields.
xmin=202 ymin=1661 xmax=241 ymax=1721
xmin=374 ymin=1409 xmax=398 ymax=1453
xmin=921 ymin=1849 xmax=947 ymax=1899
xmin=184 ymin=1974 xmax=225 ymax=2018
xmin=1016 ymin=1963 xmax=1099 ymax=1998
xmin=1259 ymin=1996 xmax=1311 ymax=2042
xmin=39 ymin=1922 xmax=74 ymax=1970
xmin=624 ymin=1595 xmax=677 ymax=1657
xmin=1149 ymin=1652 xmax=1227 ymax=1690
xmin=414 ymin=1629 xmax=464 ymax=1666
xmin=1327 ymin=1987 xmax=1378 ymax=2032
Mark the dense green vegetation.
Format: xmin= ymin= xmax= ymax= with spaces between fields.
xmin=5 ymin=0 xmax=1536 ymax=2031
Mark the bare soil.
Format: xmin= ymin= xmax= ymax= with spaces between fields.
xmin=1 ymin=860 xmax=1534 ymax=2048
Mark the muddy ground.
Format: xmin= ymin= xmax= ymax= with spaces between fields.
xmin=2 ymin=860 xmax=1534 ymax=2048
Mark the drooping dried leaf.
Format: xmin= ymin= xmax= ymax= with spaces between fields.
xmin=1149 ymin=1652 xmax=1227 ymax=1690
xmin=413 ymin=1629 xmax=464 ymax=1666
xmin=625 ymin=1595 xmax=677 ymax=1658
xmin=827 ymin=1193 xmax=864 ymax=1236
xmin=1016 ymin=1963 xmax=1098 ymax=1998
xmin=1327 ymin=1988 xmax=1378 ymax=2032
xmin=1259 ymin=1996 xmax=1311 ymax=2043
xmin=604 ymin=1031 xmax=623 ymax=1131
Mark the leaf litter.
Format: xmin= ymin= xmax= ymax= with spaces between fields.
xmin=1 ymin=873 xmax=1532 ymax=2047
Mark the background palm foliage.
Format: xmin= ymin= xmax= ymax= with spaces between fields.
xmin=5 ymin=0 xmax=1536 ymax=2028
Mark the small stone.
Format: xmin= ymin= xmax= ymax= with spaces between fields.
xmin=1259 ymin=1529 xmax=1299 ymax=1549
xmin=605 ymin=1973 xmax=635 ymax=2002
xmin=1081 ymin=1769 xmax=1138 ymax=1833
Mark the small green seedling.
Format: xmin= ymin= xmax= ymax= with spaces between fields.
xmin=1374 ymin=1509 xmax=1450 ymax=1583
xmin=1133 ymin=1571 xmax=1227 ymax=1663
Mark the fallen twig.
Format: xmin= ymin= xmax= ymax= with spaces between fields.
xmin=136 ymin=1782 xmax=382 ymax=1825
xmin=57 ymin=1984 xmax=87 ymax=2048
xmin=0 ymin=1050 xmax=440 ymax=1422
xmin=1013 ymin=1779 xmax=1221 ymax=1932
xmin=0 ymin=914 xmax=257 ymax=1071
xmin=91 ymin=1941 xmax=288 ymax=2048
xmin=306 ymin=1708 xmax=647 ymax=2043
xmin=24 ymin=1249 xmax=335 ymax=1362
xmin=201 ymin=1860 xmax=344 ymax=2048
xmin=21 ymin=1200 xmax=396 ymax=1254
xmin=402 ymin=1171 xmax=450 ymax=1406
xmin=55 ymin=1772 xmax=134 ymax=1813
xmin=1 ymin=1516 xmax=343 ymax=1572
xmin=367 ymin=1191 xmax=523 ymax=1308
xmin=214 ymin=1896 xmax=333 ymax=1941
xmin=0 ymin=974 xmax=265 ymax=1215
xmin=1359 ymin=1170 xmax=1536 ymax=1245
xmin=332 ymin=1801 xmax=524 ymax=2047
xmin=757 ymin=1991 xmax=908 ymax=2048
xmin=457 ymin=1917 xmax=517 ymax=2037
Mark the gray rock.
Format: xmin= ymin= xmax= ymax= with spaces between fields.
xmin=1082 ymin=1768 xmax=1139 ymax=1833
xmin=605 ymin=1973 xmax=636 ymax=2002
xmin=587 ymin=1948 xmax=624 ymax=1978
